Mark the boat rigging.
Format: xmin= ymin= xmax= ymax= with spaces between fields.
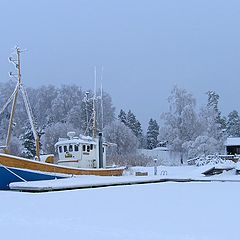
xmin=0 ymin=47 xmax=40 ymax=159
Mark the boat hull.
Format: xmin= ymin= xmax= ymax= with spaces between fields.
xmin=0 ymin=166 xmax=65 ymax=190
xmin=0 ymin=153 xmax=124 ymax=190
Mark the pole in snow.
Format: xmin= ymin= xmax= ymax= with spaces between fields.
xmin=98 ymin=132 xmax=103 ymax=168
xmin=154 ymin=159 xmax=157 ymax=175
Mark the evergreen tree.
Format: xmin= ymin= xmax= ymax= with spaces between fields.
xmin=135 ymin=119 xmax=143 ymax=143
xmin=126 ymin=110 xmax=136 ymax=130
xmin=227 ymin=110 xmax=240 ymax=137
xmin=20 ymin=124 xmax=36 ymax=159
xmin=206 ymin=91 xmax=226 ymax=129
xmin=207 ymin=91 xmax=219 ymax=112
xmin=20 ymin=124 xmax=43 ymax=159
xmin=118 ymin=109 xmax=127 ymax=125
xmin=126 ymin=111 xmax=143 ymax=139
xmin=146 ymin=118 xmax=159 ymax=149
xmin=119 ymin=110 xmax=143 ymax=146
xmin=118 ymin=109 xmax=143 ymax=142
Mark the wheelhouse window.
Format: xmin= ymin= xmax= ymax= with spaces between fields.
xmin=69 ymin=144 xmax=73 ymax=152
xmin=90 ymin=144 xmax=93 ymax=150
xmin=64 ymin=145 xmax=68 ymax=152
xmin=74 ymin=145 xmax=79 ymax=152
xmin=87 ymin=145 xmax=90 ymax=152
xmin=82 ymin=145 xmax=86 ymax=152
xmin=59 ymin=146 xmax=62 ymax=153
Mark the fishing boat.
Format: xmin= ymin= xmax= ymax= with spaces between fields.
xmin=0 ymin=47 xmax=124 ymax=190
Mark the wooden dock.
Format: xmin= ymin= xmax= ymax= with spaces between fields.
xmin=9 ymin=176 xmax=240 ymax=193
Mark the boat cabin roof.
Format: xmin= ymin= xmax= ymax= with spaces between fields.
xmin=55 ymin=138 xmax=96 ymax=147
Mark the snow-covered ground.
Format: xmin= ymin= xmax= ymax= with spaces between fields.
xmin=1 ymin=165 xmax=240 ymax=240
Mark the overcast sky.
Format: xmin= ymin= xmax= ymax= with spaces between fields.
xmin=1 ymin=0 xmax=240 ymax=128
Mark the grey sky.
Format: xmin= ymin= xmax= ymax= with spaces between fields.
xmin=1 ymin=0 xmax=240 ymax=129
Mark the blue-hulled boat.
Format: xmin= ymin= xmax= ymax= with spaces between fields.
xmin=0 ymin=47 xmax=124 ymax=190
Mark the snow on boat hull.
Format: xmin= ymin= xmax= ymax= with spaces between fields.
xmin=0 ymin=153 xmax=124 ymax=190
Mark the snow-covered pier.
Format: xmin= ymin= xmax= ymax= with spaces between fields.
xmin=9 ymin=174 xmax=240 ymax=192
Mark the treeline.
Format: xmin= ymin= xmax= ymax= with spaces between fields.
xmin=1 ymin=82 xmax=239 ymax=165
xmin=159 ymin=86 xmax=240 ymax=161
xmin=0 ymin=82 xmax=156 ymax=164
xmin=0 ymin=82 xmax=115 ymax=157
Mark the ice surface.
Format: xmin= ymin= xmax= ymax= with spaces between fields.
xmin=2 ymin=166 xmax=240 ymax=240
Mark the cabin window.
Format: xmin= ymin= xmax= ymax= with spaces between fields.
xmin=64 ymin=145 xmax=68 ymax=152
xmin=59 ymin=146 xmax=62 ymax=153
xmin=74 ymin=145 xmax=79 ymax=151
xmin=87 ymin=145 xmax=90 ymax=152
xmin=82 ymin=145 xmax=86 ymax=152
xmin=103 ymin=147 xmax=104 ymax=153
xmin=69 ymin=144 xmax=73 ymax=152
xmin=90 ymin=144 xmax=93 ymax=150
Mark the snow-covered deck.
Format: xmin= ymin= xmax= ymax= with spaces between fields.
xmin=9 ymin=165 xmax=240 ymax=192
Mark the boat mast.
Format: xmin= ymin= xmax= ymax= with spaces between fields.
xmin=5 ymin=47 xmax=40 ymax=159
xmin=5 ymin=47 xmax=21 ymax=153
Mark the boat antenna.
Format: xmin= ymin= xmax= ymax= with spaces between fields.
xmin=84 ymin=91 xmax=90 ymax=135
xmin=92 ymin=66 xmax=97 ymax=138
xmin=100 ymin=66 xmax=104 ymax=131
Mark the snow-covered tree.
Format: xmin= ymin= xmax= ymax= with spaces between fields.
xmin=79 ymin=90 xmax=115 ymax=136
xmin=67 ymin=105 xmax=83 ymax=130
xmin=41 ymin=122 xmax=79 ymax=155
xmin=206 ymin=91 xmax=226 ymax=129
xmin=95 ymin=90 xmax=115 ymax=133
xmin=226 ymin=110 xmax=240 ymax=137
xmin=146 ymin=118 xmax=159 ymax=149
xmin=9 ymin=136 xmax=23 ymax=156
xmin=79 ymin=91 xmax=93 ymax=135
xmin=20 ymin=124 xmax=35 ymax=158
xmin=118 ymin=109 xmax=127 ymax=125
xmin=20 ymin=124 xmax=43 ymax=159
xmin=51 ymin=85 xmax=84 ymax=124
xmin=198 ymin=91 xmax=226 ymax=149
xmin=126 ymin=110 xmax=136 ymax=130
xmin=103 ymin=121 xmax=139 ymax=155
xmin=183 ymin=135 xmax=219 ymax=158
xmin=186 ymin=91 xmax=226 ymax=158
xmin=118 ymin=110 xmax=143 ymax=145
xmin=0 ymin=82 xmax=116 ymax=156
xmin=160 ymin=86 xmax=199 ymax=159
xmin=27 ymin=85 xmax=58 ymax=127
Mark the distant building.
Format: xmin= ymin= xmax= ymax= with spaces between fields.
xmin=138 ymin=147 xmax=181 ymax=165
xmin=224 ymin=137 xmax=240 ymax=155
